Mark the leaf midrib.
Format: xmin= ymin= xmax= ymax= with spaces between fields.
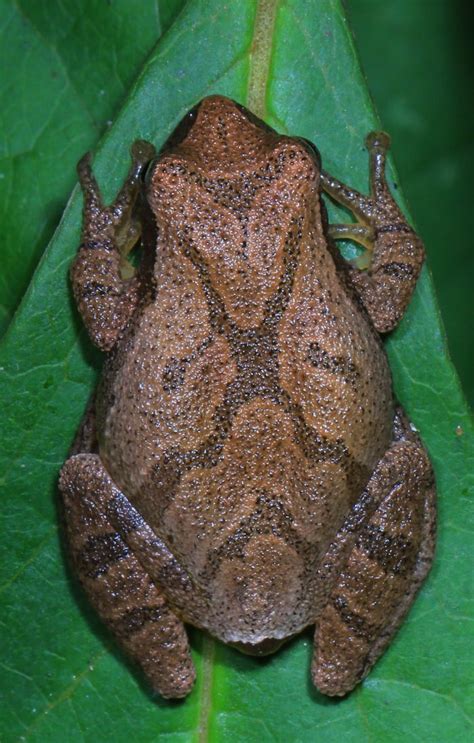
xmin=197 ymin=3 xmax=279 ymax=737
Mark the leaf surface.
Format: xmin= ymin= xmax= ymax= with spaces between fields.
xmin=346 ymin=0 xmax=474 ymax=408
xmin=0 ymin=0 xmax=183 ymax=333
xmin=1 ymin=1 xmax=472 ymax=740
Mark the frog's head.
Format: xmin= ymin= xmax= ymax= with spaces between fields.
xmin=148 ymin=95 xmax=321 ymax=186
xmin=145 ymin=97 xmax=324 ymax=328
xmin=157 ymin=95 xmax=280 ymax=171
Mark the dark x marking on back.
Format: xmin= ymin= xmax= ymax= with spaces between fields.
xmin=140 ymin=199 xmax=370 ymax=581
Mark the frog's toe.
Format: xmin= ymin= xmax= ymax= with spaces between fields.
xmin=365 ymin=130 xmax=391 ymax=153
xmin=131 ymin=139 xmax=156 ymax=165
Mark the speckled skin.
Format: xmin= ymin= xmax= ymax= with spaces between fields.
xmin=60 ymin=97 xmax=435 ymax=699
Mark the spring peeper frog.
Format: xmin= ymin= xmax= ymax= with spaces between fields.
xmin=60 ymin=96 xmax=436 ymax=699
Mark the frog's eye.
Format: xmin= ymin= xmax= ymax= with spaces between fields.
xmin=234 ymin=101 xmax=277 ymax=134
xmin=160 ymin=102 xmax=202 ymax=153
xmin=144 ymin=158 xmax=159 ymax=187
xmin=295 ymin=137 xmax=322 ymax=169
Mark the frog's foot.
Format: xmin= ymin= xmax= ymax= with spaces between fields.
xmin=72 ymin=140 xmax=156 ymax=351
xmin=59 ymin=453 xmax=195 ymax=699
xmin=312 ymin=407 xmax=436 ymax=696
xmin=321 ymin=133 xmax=425 ymax=332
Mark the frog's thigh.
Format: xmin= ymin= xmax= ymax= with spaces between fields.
xmin=59 ymin=453 xmax=195 ymax=699
xmin=312 ymin=421 xmax=435 ymax=696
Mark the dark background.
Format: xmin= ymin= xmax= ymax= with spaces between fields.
xmin=346 ymin=0 xmax=473 ymax=405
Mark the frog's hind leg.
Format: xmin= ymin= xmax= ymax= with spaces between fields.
xmin=321 ymin=133 xmax=425 ymax=332
xmin=312 ymin=408 xmax=436 ymax=696
xmin=72 ymin=140 xmax=156 ymax=351
xmin=59 ymin=453 xmax=195 ymax=699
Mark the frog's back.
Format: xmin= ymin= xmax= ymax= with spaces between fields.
xmin=98 ymin=97 xmax=393 ymax=641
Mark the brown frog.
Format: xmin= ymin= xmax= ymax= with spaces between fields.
xmin=60 ymin=96 xmax=436 ymax=699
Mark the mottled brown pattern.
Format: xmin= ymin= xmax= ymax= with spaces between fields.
xmin=312 ymin=411 xmax=435 ymax=695
xmin=59 ymin=454 xmax=195 ymax=698
xmin=60 ymin=96 xmax=435 ymax=699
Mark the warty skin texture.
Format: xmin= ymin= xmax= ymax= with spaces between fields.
xmin=60 ymin=96 xmax=435 ymax=699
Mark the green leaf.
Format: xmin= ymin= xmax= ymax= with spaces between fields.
xmin=1 ymin=1 xmax=472 ymax=741
xmin=346 ymin=0 xmax=474 ymax=413
xmin=0 ymin=0 xmax=183 ymax=334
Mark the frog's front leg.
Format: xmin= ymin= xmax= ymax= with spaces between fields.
xmin=71 ymin=140 xmax=156 ymax=351
xmin=59 ymin=453 xmax=195 ymax=699
xmin=312 ymin=408 xmax=435 ymax=696
xmin=321 ymin=133 xmax=425 ymax=332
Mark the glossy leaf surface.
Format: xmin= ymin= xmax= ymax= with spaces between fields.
xmin=1 ymin=1 xmax=472 ymax=740
xmin=346 ymin=0 xmax=474 ymax=406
